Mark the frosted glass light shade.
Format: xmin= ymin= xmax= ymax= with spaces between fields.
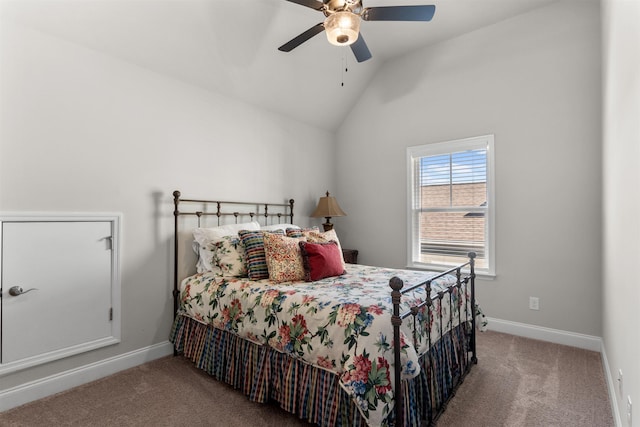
xmin=324 ymin=12 xmax=360 ymax=46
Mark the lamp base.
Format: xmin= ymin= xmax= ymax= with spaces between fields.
xmin=322 ymin=221 xmax=334 ymax=232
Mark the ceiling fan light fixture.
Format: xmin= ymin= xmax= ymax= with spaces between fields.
xmin=324 ymin=12 xmax=360 ymax=46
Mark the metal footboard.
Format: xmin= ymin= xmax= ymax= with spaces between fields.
xmin=390 ymin=252 xmax=477 ymax=426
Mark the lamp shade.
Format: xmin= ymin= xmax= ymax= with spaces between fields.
xmin=311 ymin=192 xmax=347 ymax=218
xmin=324 ymin=12 xmax=360 ymax=46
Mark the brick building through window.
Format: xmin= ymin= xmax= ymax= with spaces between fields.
xmin=418 ymin=182 xmax=487 ymax=269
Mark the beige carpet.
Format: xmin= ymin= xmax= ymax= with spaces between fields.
xmin=0 ymin=331 xmax=613 ymax=426
xmin=437 ymin=331 xmax=613 ymax=427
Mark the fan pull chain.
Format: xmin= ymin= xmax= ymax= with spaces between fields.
xmin=341 ymin=54 xmax=348 ymax=87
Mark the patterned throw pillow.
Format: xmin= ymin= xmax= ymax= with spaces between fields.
xmin=209 ymin=236 xmax=247 ymax=277
xmin=263 ymin=233 xmax=306 ymax=283
xmin=299 ymin=241 xmax=346 ymax=281
xmin=285 ymin=226 xmax=319 ymax=238
xmin=261 ymin=223 xmax=300 ymax=232
xmin=305 ymin=229 xmax=345 ymax=267
xmin=238 ymin=229 xmax=284 ymax=280
xmin=196 ymin=244 xmax=224 ymax=275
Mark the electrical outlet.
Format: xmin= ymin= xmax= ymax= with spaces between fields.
xmin=529 ymin=297 xmax=539 ymax=310
xmin=627 ymin=396 xmax=632 ymax=425
xmin=618 ymin=369 xmax=623 ymax=395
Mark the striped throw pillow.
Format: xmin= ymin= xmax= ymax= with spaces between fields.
xmin=238 ymin=229 xmax=284 ymax=280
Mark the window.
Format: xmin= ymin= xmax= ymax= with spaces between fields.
xmin=407 ymin=135 xmax=495 ymax=276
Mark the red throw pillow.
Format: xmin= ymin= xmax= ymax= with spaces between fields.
xmin=299 ymin=241 xmax=346 ymax=282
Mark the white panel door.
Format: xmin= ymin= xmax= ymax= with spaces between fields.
xmin=1 ymin=220 xmax=115 ymax=367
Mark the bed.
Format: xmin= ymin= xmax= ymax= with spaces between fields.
xmin=169 ymin=191 xmax=481 ymax=426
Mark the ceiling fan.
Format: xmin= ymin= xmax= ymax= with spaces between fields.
xmin=278 ymin=0 xmax=436 ymax=62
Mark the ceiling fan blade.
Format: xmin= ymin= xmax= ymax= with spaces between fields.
xmin=284 ymin=0 xmax=324 ymax=11
xmin=350 ymin=33 xmax=372 ymax=62
xmin=278 ymin=23 xmax=325 ymax=52
xmin=362 ymin=5 xmax=436 ymax=22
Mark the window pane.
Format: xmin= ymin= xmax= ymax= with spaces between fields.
xmin=420 ymin=154 xmax=451 ymax=186
xmin=451 ymin=182 xmax=486 ymax=208
xmin=418 ymin=211 xmax=487 ymax=269
xmin=418 ymin=149 xmax=487 ymax=208
xmin=451 ymin=150 xmax=486 ymax=184
xmin=420 ymin=183 xmax=450 ymax=208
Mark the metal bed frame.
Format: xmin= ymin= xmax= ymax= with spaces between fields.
xmin=390 ymin=253 xmax=477 ymax=426
xmin=171 ymin=190 xmax=477 ymax=426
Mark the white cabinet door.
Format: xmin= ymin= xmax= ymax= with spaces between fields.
xmin=1 ymin=218 xmax=120 ymax=372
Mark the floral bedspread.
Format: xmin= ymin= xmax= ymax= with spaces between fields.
xmin=179 ymin=264 xmax=476 ymax=426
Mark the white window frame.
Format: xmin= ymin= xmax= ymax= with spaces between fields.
xmin=406 ymin=135 xmax=495 ymax=277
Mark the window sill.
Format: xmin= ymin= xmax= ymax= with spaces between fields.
xmin=405 ymin=262 xmax=496 ymax=281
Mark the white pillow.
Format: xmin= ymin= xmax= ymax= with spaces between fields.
xmin=193 ymin=221 xmax=260 ymax=273
xmin=260 ymin=223 xmax=300 ymax=232
xmin=193 ymin=221 xmax=261 ymax=245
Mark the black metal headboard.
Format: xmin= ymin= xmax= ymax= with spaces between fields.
xmin=172 ymin=190 xmax=295 ymax=316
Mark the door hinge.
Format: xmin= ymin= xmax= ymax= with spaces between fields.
xmin=109 ymin=307 xmax=113 ymax=321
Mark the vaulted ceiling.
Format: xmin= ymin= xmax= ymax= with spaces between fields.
xmin=1 ymin=0 xmax=557 ymax=131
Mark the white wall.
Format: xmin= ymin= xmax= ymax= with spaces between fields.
xmin=602 ymin=0 xmax=640 ymax=425
xmin=335 ymin=0 xmax=603 ymax=336
xmin=0 ymin=21 xmax=334 ymax=391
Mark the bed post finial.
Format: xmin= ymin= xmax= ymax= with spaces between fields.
xmin=289 ymin=199 xmax=295 ymax=223
xmin=173 ymin=191 xmax=181 ymax=215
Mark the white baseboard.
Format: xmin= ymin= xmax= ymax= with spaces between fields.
xmin=486 ymin=317 xmax=602 ymax=352
xmin=600 ymin=345 xmax=623 ymax=427
xmin=0 ymin=341 xmax=174 ymax=412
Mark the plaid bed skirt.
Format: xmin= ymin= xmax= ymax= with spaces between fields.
xmin=169 ymin=314 xmax=472 ymax=427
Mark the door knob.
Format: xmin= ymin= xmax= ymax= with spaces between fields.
xmin=8 ymin=286 xmax=38 ymax=296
